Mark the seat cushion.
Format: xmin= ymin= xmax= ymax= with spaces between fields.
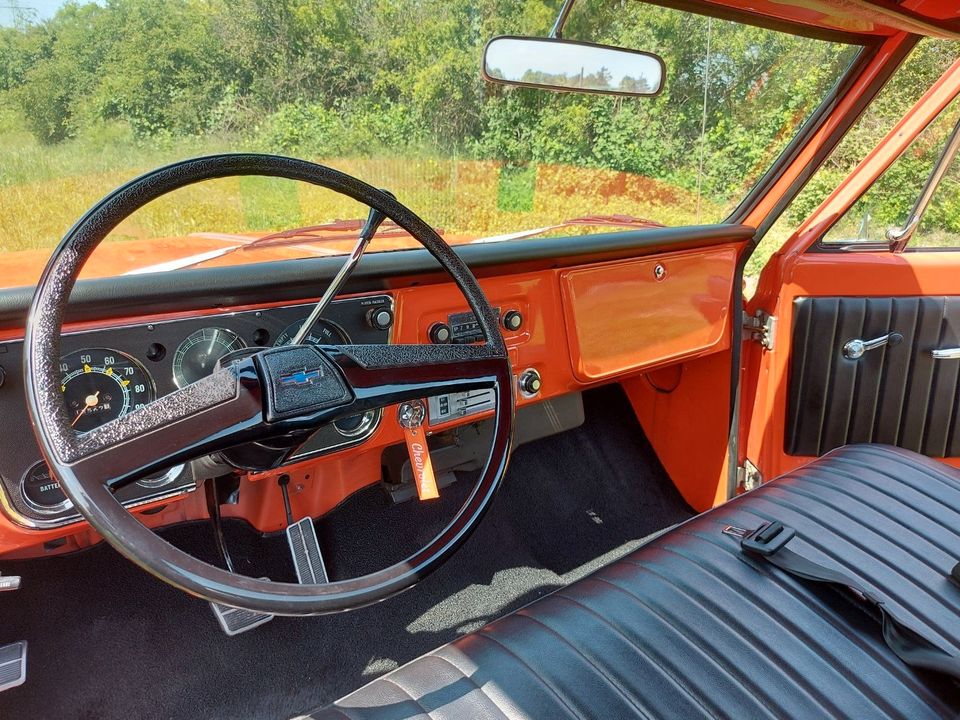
xmin=305 ymin=445 xmax=960 ymax=719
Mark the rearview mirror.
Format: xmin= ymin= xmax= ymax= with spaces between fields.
xmin=482 ymin=36 xmax=664 ymax=97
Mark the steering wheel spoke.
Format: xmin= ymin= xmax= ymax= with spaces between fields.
xmin=67 ymin=360 xmax=264 ymax=491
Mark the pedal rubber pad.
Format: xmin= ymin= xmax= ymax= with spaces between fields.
xmin=209 ymin=520 xmax=326 ymax=636
xmin=0 ymin=641 xmax=26 ymax=692
xmin=286 ymin=517 xmax=328 ymax=584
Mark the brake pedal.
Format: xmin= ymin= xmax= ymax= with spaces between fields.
xmin=286 ymin=517 xmax=328 ymax=584
xmin=210 ymin=599 xmax=274 ymax=637
xmin=209 ymin=478 xmax=327 ymax=636
xmin=0 ymin=641 xmax=26 ymax=692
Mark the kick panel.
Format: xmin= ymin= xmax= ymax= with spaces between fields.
xmin=787 ymin=296 xmax=960 ymax=457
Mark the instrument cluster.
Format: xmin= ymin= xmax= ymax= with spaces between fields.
xmin=0 ymin=294 xmax=394 ymax=528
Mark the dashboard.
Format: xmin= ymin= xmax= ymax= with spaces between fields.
xmin=0 ymin=237 xmax=742 ymax=557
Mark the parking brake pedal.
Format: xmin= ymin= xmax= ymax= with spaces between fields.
xmin=0 ymin=641 xmax=26 ymax=692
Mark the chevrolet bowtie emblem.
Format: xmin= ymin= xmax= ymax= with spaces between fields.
xmin=280 ymin=367 xmax=323 ymax=386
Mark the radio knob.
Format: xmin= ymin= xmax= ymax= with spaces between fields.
xmin=518 ymin=368 xmax=542 ymax=397
xmin=368 ymin=307 xmax=394 ymax=331
xmin=429 ymin=322 xmax=452 ymax=344
xmin=502 ymin=310 xmax=523 ymax=332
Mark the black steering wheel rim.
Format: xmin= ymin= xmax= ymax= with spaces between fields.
xmin=23 ymin=153 xmax=514 ymax=615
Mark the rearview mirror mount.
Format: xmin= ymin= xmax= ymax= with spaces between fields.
xmin=482 ymin=36 xmax=664 ymax=97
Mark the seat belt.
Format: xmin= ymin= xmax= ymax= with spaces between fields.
xmin=726 ymin=521 xmax=960 ymax=681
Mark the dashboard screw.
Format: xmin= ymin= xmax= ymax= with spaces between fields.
xmin=654 ymin=264 xmax=666 ymax=281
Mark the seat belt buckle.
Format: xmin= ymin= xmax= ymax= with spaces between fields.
xmin=740 ymin=521 xmax=795 ymax=556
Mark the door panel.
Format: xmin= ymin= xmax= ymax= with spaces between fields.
xmin=742 ymin=252 xmax=960 ymax=485
xmin=787 ymin=296 xmax=960 ymax=457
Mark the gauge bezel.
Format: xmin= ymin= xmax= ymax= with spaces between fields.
xmin=135 ymin=463 xmax=187 ymax=489
xmin=19 ymin=461 xmax=73 ymax=516
xmin=171 ymin=327 xmax=247 ymax=389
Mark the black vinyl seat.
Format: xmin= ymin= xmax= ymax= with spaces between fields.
xmin=305 ymin=445 xmax=960 ymax=719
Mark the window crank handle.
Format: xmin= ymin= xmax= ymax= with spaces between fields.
xmin=843 ymin=332 xmax=902 ymax=360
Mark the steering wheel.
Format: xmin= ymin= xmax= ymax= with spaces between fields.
xmin=23 ymin=154 xmax=514 ymax=615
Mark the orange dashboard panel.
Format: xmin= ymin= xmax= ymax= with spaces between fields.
xmin=560 ymin=246 xmax=737 ymax=382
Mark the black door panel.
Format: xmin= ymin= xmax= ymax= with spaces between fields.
xmin=787 ymin=296 xmax=960 ymax=456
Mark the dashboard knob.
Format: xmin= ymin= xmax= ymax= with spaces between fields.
xmin=502 ymin=310 xmax=523 ymax=332
xmin=518 ymin=368 xmax=542 ymax=397
xmin=368 ymin=307 xmax=394 ymax=331
xmin=429 ymin=322 xmax=452 ymax=344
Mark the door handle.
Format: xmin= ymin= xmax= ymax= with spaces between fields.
xmin=932 ymin=348 xmax=960 ymax=360
xmin=843 ymin=332 xmax=902 ymax=360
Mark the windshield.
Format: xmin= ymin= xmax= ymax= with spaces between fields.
xmin=0 ymin=1 xmax=858 ymax=287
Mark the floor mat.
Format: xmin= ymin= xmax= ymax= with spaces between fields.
xmin=0 ymin=386 xmax=692 ymax=720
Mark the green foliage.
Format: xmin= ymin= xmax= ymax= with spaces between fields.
xmin=497 ymin=163 xmax=536 ymax=212
xmin=0 ymin=0 xmax=956 ymax=269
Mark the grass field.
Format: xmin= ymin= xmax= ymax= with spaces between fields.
xmin=0 ymin=122 xmax=787 ymax=279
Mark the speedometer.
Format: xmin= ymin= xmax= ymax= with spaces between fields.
xmin=60 ymin=348 xmax=154 ymax=433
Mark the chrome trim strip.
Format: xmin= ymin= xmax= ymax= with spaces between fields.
xmin=886 ymin=115 xmax=960 ymax=251
xmin=932 ymin=347 xmax=960 ymax=360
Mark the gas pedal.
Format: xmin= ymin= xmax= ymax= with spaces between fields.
xmin=0 ymin=641 xmax=26 ymax=692
xmin=286 ymin=517 xmax=328 ymax=584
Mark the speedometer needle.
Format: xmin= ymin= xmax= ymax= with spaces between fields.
xmin=71 ymin=391 xmax=100 ymax=427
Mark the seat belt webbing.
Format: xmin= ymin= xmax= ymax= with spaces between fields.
xmin=732 ymin=521 xmax=960 ymax=681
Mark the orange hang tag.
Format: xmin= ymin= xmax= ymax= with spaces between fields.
xmin=403 ymin=425 xmax=439 ymax=500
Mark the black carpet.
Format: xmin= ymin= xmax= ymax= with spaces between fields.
xmin=0 ymin=386 xmax=692 ymax=720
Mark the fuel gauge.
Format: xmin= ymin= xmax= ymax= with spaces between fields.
xmin=172 ymin=328 xmax=246 ymax=387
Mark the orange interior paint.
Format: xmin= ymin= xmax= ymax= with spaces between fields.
xmin=560 ymin=246 xmax=737 ymax=382
xmin=744 ymin=251 xmax=960 ymax=484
